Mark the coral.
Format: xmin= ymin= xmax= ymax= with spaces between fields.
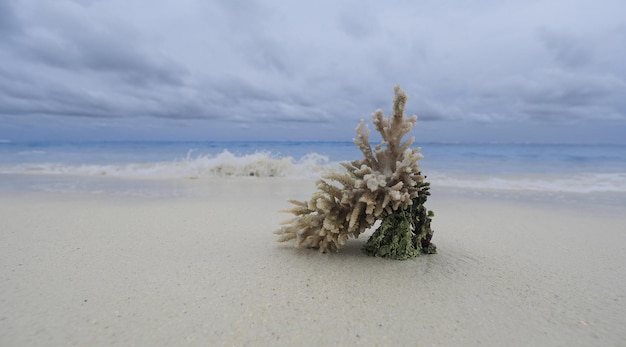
xmin=275 ymin=85 xmax=435 ymax=258
xmin=362 ymin=185 xmax=437 ymax=259
xmin=361 ymin=209 xmax=419 ymax=260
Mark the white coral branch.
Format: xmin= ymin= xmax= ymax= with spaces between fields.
xmin=275 ymin=85 xmax=427 ymax=253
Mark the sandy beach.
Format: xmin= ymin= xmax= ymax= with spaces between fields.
xmin=1 ymin=177 xmax=625 ymax=346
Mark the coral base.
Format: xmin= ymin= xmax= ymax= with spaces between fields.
xmin=362 ymin=210 xmax=420 ymax=260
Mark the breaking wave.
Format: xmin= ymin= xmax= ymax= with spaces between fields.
xmin=0 ymin=150 xmax=339 ymax=179
xmin=1 ymin=149 xmax=625 ymax=193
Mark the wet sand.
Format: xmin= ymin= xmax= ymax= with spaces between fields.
xmin=1 ymin=177 xmax=625 ymax=346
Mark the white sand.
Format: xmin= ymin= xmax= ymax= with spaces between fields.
xmin=1 ymin=177 xmax=625 ymax=346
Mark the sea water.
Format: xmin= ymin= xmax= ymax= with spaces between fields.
xmin=1 ymin=140 xmax=625 ymax=195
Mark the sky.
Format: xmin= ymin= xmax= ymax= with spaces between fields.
xmin=1 ymin=0 xmax=625 ymax=144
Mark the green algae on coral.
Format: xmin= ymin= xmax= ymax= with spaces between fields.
xmin=363 ymin=187 xmax=436 ymax=260
xmin=275 ymin=85 xmax=436 ymax=260
xmin=362 ymin=209 xmax=419 ymax=260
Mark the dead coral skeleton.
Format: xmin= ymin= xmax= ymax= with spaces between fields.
xmin=275 ymin=85 xmax=432 ymax=254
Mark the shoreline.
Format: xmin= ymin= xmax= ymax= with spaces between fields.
xmin=2 ymin=172 xmax=625 ymax=209
xmin=1 ymin=176 xmax=625 ymax=345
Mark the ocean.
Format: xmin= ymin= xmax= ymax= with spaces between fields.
xmin=1 ymin=140 xmax=625 ymax=195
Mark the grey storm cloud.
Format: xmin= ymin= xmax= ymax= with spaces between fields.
xmin=0 ymin=0 xmax=20 ymax=36
xmin=538 ymin=28 xmax=593 ymax=69
xmin=0 ymin=0 xmax=196 ymax=119
xmin=336 ymin=4 xmax=380 ymax=40
xmin=471 ymin=69 xmax=626 ymax=123
xmin=1 ymin=0 xmax=625 ymax=139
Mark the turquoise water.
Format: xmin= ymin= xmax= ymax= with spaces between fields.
xmin=1 ymin=140 xmax=625 ymax=193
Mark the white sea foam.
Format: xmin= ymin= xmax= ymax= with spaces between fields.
xmin=2 ymin=150 xmax=626 ymax=194
xmin=431 ymin=172 xmax=626 ymax=193
xmin=0 ymin=150 xmax=340 ymax=179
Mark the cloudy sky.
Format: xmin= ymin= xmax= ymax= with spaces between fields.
xmin=1 ymin=0 xmax=625 ymax=143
